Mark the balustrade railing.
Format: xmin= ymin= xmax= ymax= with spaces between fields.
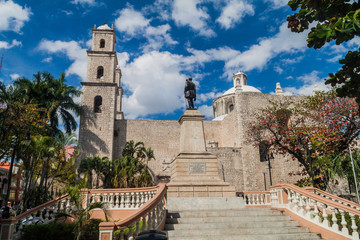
xmin=304 ymin=187 xmax=360 ymax=211
xmin=0 ymin=194 xmax=72 ymax=240
xmin=238 ymin=191 xmax=270 ymax=206
xmin=0 ymin=184 xmax=165 ymax=240
xmin=99 ymin=183 xmax=167 ymax=240
xmin=270 ymin=183 xmax=360 ymax=240
xmin=84 ymin=187 xmax=157 ymax=209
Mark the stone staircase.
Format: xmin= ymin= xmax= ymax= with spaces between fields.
xmin=165 ymin=198 xmax=322 ymax=240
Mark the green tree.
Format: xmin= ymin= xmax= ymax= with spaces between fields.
xmin=14 ymin=72 xmax=82 ymax=134
xmin=122 ymin=140 xmax=146 ymax=158
xmin=287 ymin=0 xmax=360 ymax=104
xmin=248 ymin=91 xmax=360 ymax=188
xmin=66 ymin=176 xmax=105 ymax=240
xmin=78 ymin=156 xmax=110 ymax=189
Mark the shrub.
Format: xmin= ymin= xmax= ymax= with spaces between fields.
xmin=20 ymin=222 xmax=75 ymax=240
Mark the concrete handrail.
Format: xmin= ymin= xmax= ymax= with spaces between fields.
xmin=99 ymin=183 xmax=167 ymax=240
xmin=304 ymin=186 xmax=360 ymax=210
xmin=0 ymin=194 xmax=71 ymax=240
xmin=271 ymin=182 xmax=360 ymax=216
xmin=269 ymin=182 xmax=360 ymax=239
xmin=238 ymin=191 xmax=271 ymax=206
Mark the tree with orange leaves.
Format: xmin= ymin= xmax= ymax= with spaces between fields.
xmin=248 ymin=91 xmax=360 ymax=188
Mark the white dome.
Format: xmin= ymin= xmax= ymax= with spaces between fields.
xmin=223 ymin=85 xmax=261 ymax=95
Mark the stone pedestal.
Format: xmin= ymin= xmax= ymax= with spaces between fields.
xmin=168 ymin=109 xmax=235 ymax=198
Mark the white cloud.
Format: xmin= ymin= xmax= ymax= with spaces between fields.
xmin=274 ymin=66 xmax=283 ymax=74
xmin=10 ymin=73 xmax=20 ymax=80
xmin=265 ymin=0 xmax=289 ymax=9
xmin=71 ymin=0 xmax=96 ymax=6
xmin=143 ymin=24 xmax=178 ymax=52
xmin=283 ymin=71 xmax=330 ymax=96
xmin=197 ymin=91 xmax=222 ymax=103
xmin=114 ymin=7 xmax=177 ymax=51
xmin=37 ymin=40 xmax=87 ymax=81
xmin=115 ymin=7 xmax=150 ymax=36
xmin=0 ymin=0 xmax=31 ymax=33
xmin=198 ymin=104 xmax=213 ymax=119
xmin=347 ymin=37 xmax=360 ymax=49
xmin=0 ymin=39 xmax=21 ymax=49
xmin=281 ymin=56 xmax=303 ymax=65
xmin=172 ymin=0 xmax=215 ymax=37
xmin=225 ymin=22 xmax=308 ymax=73
xmin=327 ymin=54 xmax=342 ymax=63
xmin=41 ymin=57 xmax=53 ymax=63
xmin=119 ymin=47 xmax=241 ymax=118
xmin=121 ymin=51 xmax=186 ymax=119
xmin=216 ymin=0 xmax=254 ymax=29
xmin=117 ymin=52 xmax=130 ymax=69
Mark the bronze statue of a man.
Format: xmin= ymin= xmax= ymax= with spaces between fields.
xmin=184 ymin=77 xmax=196 ymax=109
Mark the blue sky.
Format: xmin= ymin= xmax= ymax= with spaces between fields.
xmin=0 ymin=0 xmax=359 ymax=121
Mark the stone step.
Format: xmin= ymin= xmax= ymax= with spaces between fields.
xmin=165 ymin=215 xmax=291 ymax=224
xmin=166 ymin=197 xmax=245 ymax=211
xmin=164 ymin=220 xmax=299 ymax=230
xmin=167 ymin=209 xmax=283 ymax=218
xmin=167 ymin=233 xmax=322 ymax=240
xmin=167 ymin=226 xmax=310 ymax=237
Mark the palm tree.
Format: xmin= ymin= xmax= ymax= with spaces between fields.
xmin=66 ymin=176 xmax=106 ymax=240
xmin=14 ymin=72 xmax=82 ymax=134
xmin=78 ymin=157 xmax=95 ymax=189
xmin=78 ymin=156 xmax=110 ymax=189
xmin=122 ymin=140 xmax=146 ymax=158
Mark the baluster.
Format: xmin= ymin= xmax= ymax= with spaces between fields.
xmin=135 ymin=219 xmax=140 ymax=235
xmin=147 ymin=211 xmax=152 ymax=230
xmin=141 ymin=216 xmax=146 ymax=231
xmin=120 ymin=193 xmax=125 ymax=208
xmin=140 ymin=192 xmax=145 ymax=206
xmin=330 ymin=207 xmax=339 ymax=231
xmin=118 ymin=229 xmax=125 ymax=240
xmin=31 ymin=213 xmax=36 ymax=225
xmin=144 ymin=192 xmax=149 ymax=203
xmin=38 ymin=210 xmax=44 ymax=223
xmin=131 ymin=192 xmax=135 ymax=208
xmin=115 ymin=193 xmax=119 ymax=208
xmin=91 ymin=194 xmax=96 ymax=203
xmin=287 ymin=189 xmax=292 ymax=207
xmin=250 ymin=194 xmax=254 ymax=205
xmin=290 ymin=190 xmax=296 ymax=210
xmin=103 ymin=193 xmax=108 ymax=205
xmin=312 ymin=200 xmax=320 ymax=223
xmin=128 ymin=222 xmax=135 ymax=240
xmin=350 ymin=213 xmax=359 ymax=238
xmin=136 ymin=192 xmax=141 ymax=208
xmin=109 ymin=193 xmax=114 ymax=208
xmin=304 ymin=197 xmax=311 ymax=218
xmin=255 ymin=194 xmax=259 ymax=205
xmin=321 ymin=204 xmax=329 ymax=227
xmin=125 ymin=192 xmax=130 ymax=208
xmin=339 ymin=210 xmax=349 ymax=235
xmin=66 ymin=198 xmax=71 ymax=209
xmin=296 ymin=193 xmax=303 ymax=214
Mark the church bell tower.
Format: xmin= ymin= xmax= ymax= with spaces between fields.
xmin=79 ymin=23 xmax=123 ymax=161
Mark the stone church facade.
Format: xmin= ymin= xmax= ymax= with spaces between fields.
xmin=79 ymin=24 xmax=303 ymax=191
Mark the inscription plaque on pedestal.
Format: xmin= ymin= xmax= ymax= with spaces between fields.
xmin=189 ymin=162 xmax=206 ymax=174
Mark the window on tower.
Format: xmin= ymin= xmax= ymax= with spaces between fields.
xmin=94 ymin=96 xmax=102 ymax=113
xmin=97 ymin=66 xmax=104 ymax=79
xmin=100 ymin=39 xmax=105 ymax=48
xmin=229 ymin=104 xmax=234 ymax=112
